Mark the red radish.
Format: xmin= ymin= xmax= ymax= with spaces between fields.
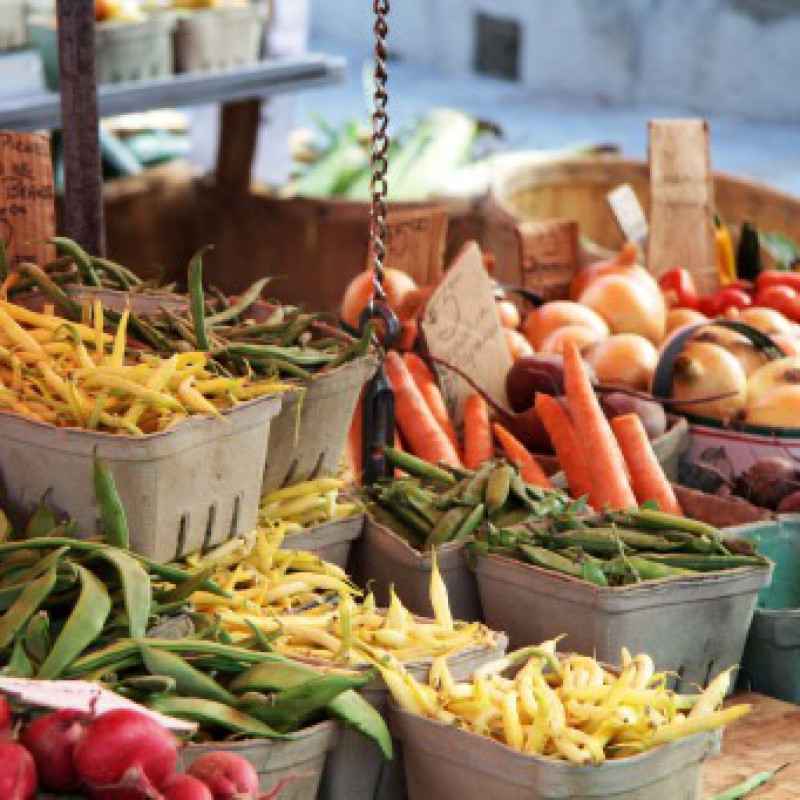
xmin=74 ymin=709 xmax=177 ymax=796
xmin=160 ymin=773 xmax=214 ymax=800
xmin=21 ymin=709 xmax=85 ymax=792
xmin=0 ymin=741 xmax=37 ymax=800
xmin=0 ymin=695 xmax=13 ymax=739
xmin=188 ymin=751 xmax=259 ymax=799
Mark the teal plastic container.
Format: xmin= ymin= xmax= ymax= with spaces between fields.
xmin=737 ymin=516 xmax=800 ymax=702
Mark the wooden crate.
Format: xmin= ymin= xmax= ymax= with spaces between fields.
xmin=490 ymin=154 xmax=800 ymax=253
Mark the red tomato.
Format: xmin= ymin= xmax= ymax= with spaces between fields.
xmin=698 ymin=288 xmax=753 ymax=318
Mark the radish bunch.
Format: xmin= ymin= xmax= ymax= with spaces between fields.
xmin=0 ymin=697 xmax=283 ymax=799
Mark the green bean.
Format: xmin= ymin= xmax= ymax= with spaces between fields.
xmin=519 ymin=545 xmax=582 ymax=577
xmin=19 ymin=263 xmax=83 ymax=319
xmin=227 ymin=343 xmax=333 ymax=368
xmin=24 ymin=491 xmax=57 ymax=539
xmin=88 ymin=548 xmax=150 ymax=640
xmin=450 ymin=503 xmax=485 ymax=544
xmin=148 ymin=696 xmax=287 ymax=738
xmin=624 ymin=557 xmax=693 ymax=581
xmin=92 ymin=452 xmax=129 ymax=550
xmin=23 ymin=612 xmax=50 ymax=664
xmin=376 ymin=498 xmax=431 ymax=539
xmin=114 ymin=675 xmax=177 ymax=696
xmin=91 ymin=256 xmax=142 ymax=288
xmin=157 ymin=566 xmax=214 ymax=606
xmin=38 ymin=563 xmax=111 ymax=679
xmin=6 ymin=636 xmax=33 ymax=678
xmin=140 ymin=644 xmax=237 ymax=705
xmin=206 ymin=278 xmax=270 ymax=326
xmin=426 ymin=507 xmax=470 ymax=548
xmin=460 ymin=462 xmax=494 ymax=505
xmin=486 ymin=464 xmax=513 ymax=514
xmin=542 ymin=531 xmax=628 ymax=555
xmin=580 ymin=561 xmax=609 ymax=587
xmin=188 ymin=246 xmax=212 ymax=351
xmin=709 ymin=765 xmax=786 ymax=800
xmin=632 ymin=553 xmax=768 ymax=571
xmin=0 ymin=561 xmax=59 ymax=649
xmin=368 ymin=505 xmax=420 ymax=545
xmin=383 ymin=447 xmax=456 ymax=486
xmin=49 ymin=237 xmax=102 ymax=287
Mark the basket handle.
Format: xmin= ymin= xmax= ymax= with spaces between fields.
xmin=651 ymin=319 xmax=784 ymax=400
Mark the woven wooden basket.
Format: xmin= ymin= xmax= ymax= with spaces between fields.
xmin=490 ymin=154 xmax=800 ymax=253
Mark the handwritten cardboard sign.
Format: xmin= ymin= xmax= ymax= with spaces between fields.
xmin=648 ymin=119 xmax=717 ymax=293
xmin=0 ymin=132 xmax=56 ymax=269
xmin=516 ymin=219 xmax=580 ymax=301
xmin=0 ymin=677 xmax=197 ymax=733
xmin=420 ymin=241 xmax=511 ymax=424
xmin=375 ymin=206 xmax=448 ymax=286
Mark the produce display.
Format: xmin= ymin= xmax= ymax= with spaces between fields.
xmin=259 ymin=478 xmax=360 ymax=534
xmin=382 ymin=639 xmax=749 ymax=763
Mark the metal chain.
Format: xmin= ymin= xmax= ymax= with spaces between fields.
xmin=368 ymin=0 xmax=390 ymax=311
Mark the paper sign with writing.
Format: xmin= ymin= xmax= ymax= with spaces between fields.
xmin=0 ymin=132 xmax=56 ymax=269
xmin=420 ymin=241 xmax=511 ymax=424
xmin=607 ymin=184 xmax=648 ymax=245
xmin=648 ymin=119 xmax=717 ymax=293
xmin=0 ymin=677 xmax=197 ymax=733
xmin=516 ymin=219 xmax=580 ymax=301
xmin=374 ymin=206 xmax=448 ymax=286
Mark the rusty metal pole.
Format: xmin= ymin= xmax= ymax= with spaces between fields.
xmin=57 ymin=0 xmax=105 ymax=255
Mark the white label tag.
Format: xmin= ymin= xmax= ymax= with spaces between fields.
xmin=0 ymin=677 xmax=197 ymax=733
xmin=607 ymin=184 xmax=648 ymax=244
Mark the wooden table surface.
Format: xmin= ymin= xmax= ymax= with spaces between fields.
xmin=702 ymin=693 xmax=800 ymax=798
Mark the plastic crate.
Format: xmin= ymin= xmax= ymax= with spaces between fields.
xmin=29 ymin=15 xmax=174 ymax=90
xmin=173 ymin=3 xmax=269 ymax=74
xmin=0 ymin=394 xmax=281 ymax=563
xmin=0 ymin=0 xmax=26 ymax=52
xmin=180 ymin=721 xmax=337 ymax=799
xmin=392 ymin=704 xmax=715 ymax=800
xmin=736 ymin=517 xmax=800 ymax=702
xmin=476 ymin=553 xmax=771 ymax=692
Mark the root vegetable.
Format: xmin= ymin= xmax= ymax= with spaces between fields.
xmin=341 ymin=269 xmax=417 ymax=330
xmin=539 ymin=325 xmax=603 ymax=357
xmin=745 ymin=385 xmax=800 ymax=429
xmin=773 ymin=334 xmax=800 ymax=357
xmin=583 ymin=334 xmax=658 ymax=391
xmin=188 ymin=751 xmax=259 ymax=800
xmin=778 ymin=490 xmax=800 ymax=513
xmin=599 ymin=392 xmax=667 ymax=440
xmin=73 ymin=709 xmax=177 ymax=795
xmin=578 ymin=274 xmax=666 ymax=344
xmin=693 ymin=326 xmax=769 ymax=377
xmin=747 ymin=357 xmax=800 ymax=402
xmin=569 ymin=242 xmax=648 ymax=301
xmin=0 ymin=742 xmax=37 ymax=800
xmin=506 ymin=354 xmax=570 ymax=411
xmin=496 ymin=299 xmax=521 ymax=330
xmin=21 ymin=709 xmax=85 ymax=792
xmin=522 ymin=301 xmax=609 ymax=349
xmin=0 ymin=696 xmax=12 ymax=739
xmin=504 ymin=328 xmax=534 ymax=360
xmin=735 ymin=457 xmax=799 ymax=510
xmin=666 ymin=308 xmax=707 ymax=337
xmin=672 ymin=342 xmax=747 ymax=422
xmin=161 ymin=773 xmax=214 ymax=800
xmin=737 ymin=307 xmax=794 ymax=336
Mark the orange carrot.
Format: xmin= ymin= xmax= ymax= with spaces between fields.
xmin=611 ymin=414 xmax=683 ymax=515
xmin=385 ymin=350 xmax=462 ymax=467
xmin=534 ymin=394 xmax=594 ymax=502
xmin=563 ymin=342 xmax=636 ymax=510
xmin=493 ymin=423 xmax=551 ymax=488
xmin=345 ymin=391 xmax=364 ymax=484
xmin=403 ymin=352 xmax=460 ymax=456
xmin=463 ymin=393 xmax=493 ymax=469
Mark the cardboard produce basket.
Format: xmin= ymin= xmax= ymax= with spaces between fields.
xmin=0 ymin=394 xmax=281 ymax=563
xmin=263 ymin=357 xmax=378 ymax=492
xmin=280 ymin=513 xmax=365 ymax=570
xmin=318 ymin=639 xmax=507 ymax=800
xmin=391 ymin=704 xmax=715 ymax=800
xmin=173 ymin=2 xmax=269 ymax=73
xmin=351 ymin=516 xmax=482 ymax=622
xmin=476 ymin=553 xmax=771 ymax=692
xmin=735 ymin=516 xmax=800 ymax=703
xmin=180 ymin=721 xmax=338 ymax=800
xmin=0 ymin=0 xmax=26 ymax=52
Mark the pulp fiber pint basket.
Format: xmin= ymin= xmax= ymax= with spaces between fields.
xmin=173 ymin=2 xmax=269 ymax=73
xmin=279 ymin=513 xmax=365 ymax=570
xmin=0 ymin=394 xmax=281 ymax=563
xmin=476 ymin=554 xmax=771 ymax=692
xmin=735 ymin=516 xmax=800 ymax=702
xmin=391 ymin=704 xmax=715 ymax=800
xmin=180 ymin=721 xmax=338 ymax=800
xmin=262 ymin=357 xmax=378 ymax=492
xmin=351 ymin=516 xmax=482 ymax=621
xmin=318 ymin=638 xmax=508 ymax=800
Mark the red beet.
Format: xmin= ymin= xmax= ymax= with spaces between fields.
xmin=0 ymin=741 xmax=37 ymax=800
xmin=188 ymin=752 xmax=259 ymax=800
xmin=74 ymin=709 xmax=177 ymax=796
xmin=0 ymin=695 xmax=13 ymax=739
xmin=160 ymin=773 xmax=214 ymax=800
xmin=21 ymin=709 xmax=85 ymax=792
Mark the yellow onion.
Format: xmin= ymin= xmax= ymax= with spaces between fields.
xmin=522 ymin=301 xmax=609 ymax=349
xmin=578 ymin=274 xmax=666 ymax=344
xmin=737 ymin=307 xmax=794 ymax=337
xmin=665 ymin=308 xmax=707 ymax=338
xmin=692 ymin=326 xmax=770 ymax=377
xmin=747 ymin=357 xmax=800 ymax=403
xmin=745 ymin=385 xmax=800 ymax=429
xmin=584 ymin=334 xmax=658 ymax=392
xmin=672 ymin=341 xmax=747 ymax=422
xmin=539 ymin=325 xmax=604 ymax=356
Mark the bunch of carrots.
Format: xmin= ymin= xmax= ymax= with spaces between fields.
xmin=347 ymin=344 xmax=681 ymax=516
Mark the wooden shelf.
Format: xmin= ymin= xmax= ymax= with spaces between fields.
xmin=0 ymin=54 xmax=345 ymax=131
